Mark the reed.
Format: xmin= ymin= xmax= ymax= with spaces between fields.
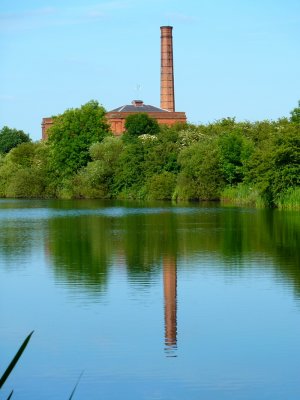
xmin=68 ymin=371 xmax=84 ymax=400
xmin=220 ymin=184 xmax=264 ymax=207
xmin=0 ymin=331 xmax=33 ymax=399
xmin=276 ymin=187 xmax=300 ymax=210
xmin=0 ymin=331 xmax=33 ymax=390
xmin=0 ymin=331 xmax=83 ymax=399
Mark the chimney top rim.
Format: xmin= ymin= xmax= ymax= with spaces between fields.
xmin=160 ymin=25 xmax=173 ymax=29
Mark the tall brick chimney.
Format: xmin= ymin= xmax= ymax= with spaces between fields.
xmin=160 ymin=26 xmax=175 ymax=112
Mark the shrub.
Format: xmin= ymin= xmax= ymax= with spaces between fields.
xmin=145 ymin=172 xmax=177 ymax=200
xmin=6 ymin=168 xmax=45 ymax=198
xmin=176 ymin=140 xmax=225 ymax=201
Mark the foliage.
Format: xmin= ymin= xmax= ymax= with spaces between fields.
xmin=175 ymin=139 xmax=225 ymax=201
xmin=143 ymin=127 xmax=181 ymax=177
xmin=5 ymin=168 xmax=45 ymax=198
xmin=0 ymin=126 xmax=31 ymax=154
xmin=68 ymin=371 xmax=84 ymax=400
xmin=276 ymin=187 xmax=300 ymax=210
xmin=0 ymin=331 xmax=82 ymax=399
xmin=7 ymin=142 xmax=38 ymax=167
xmin=71 ymin=161 xmax=110 ymax=199
xmin=0 ymin=331 xmax=33 ymax=395
xmin=145 ymin=171 xmax=177 ymax=200
xmin=221 ymin=183 xmax=263 ymax=207
xmin=112 ymin=140 xmax=146 ymax=199
xmin=217 ymin=132 xmax=253 ymax=185
xmin=290 ymin=100 xmax=300 ymax=124
xmin=68 ymin=137 xmax=125 ymax=198
xmin=47 ymin=100 xmax=111 ymax=180
xmin=0 ymin=142 xmax=50 ymax=198
xmin=113 ymin=126 xmax=180 ymax=199
xmin=124 ymin=113 xmax=160 ymax=137
xmin=246 ymin=124 xmax=300 ymax=206
xmin=89 ymin=136 xmax=124 ymax=165
xmin=0 ymin=101 xmax=299 ymax=208
xmin=177 ymin=124 xmax=206 ymax=146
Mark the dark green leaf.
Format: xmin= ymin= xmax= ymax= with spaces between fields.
xmin=0 ymin=331 xmax=34 ymax=389
xmin=68 ymin=371 xmax=84 ymax=400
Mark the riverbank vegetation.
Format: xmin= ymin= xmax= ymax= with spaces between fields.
xmin=0 ymin=100 xmax=299 ymax=209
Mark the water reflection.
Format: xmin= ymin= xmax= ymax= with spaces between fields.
xmin=47 ymin=215 xmax=113 ymax=293
xmin=1 ymin=201 xmax=300 ymax=358
xmin=40 ymin=203 xmax=300 ymax=358
xmin=163 ymin=256 xmax=177 ymax=356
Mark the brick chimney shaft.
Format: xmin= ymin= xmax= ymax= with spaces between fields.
xmin=160 ymin=26 xmax=175 ymax=112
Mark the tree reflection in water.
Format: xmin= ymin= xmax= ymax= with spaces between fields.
xmin=44 ymin=203 xmax=300 ymax=354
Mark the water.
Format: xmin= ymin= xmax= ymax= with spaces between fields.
xmin=0 ymin=199 xmax=300 ymax=399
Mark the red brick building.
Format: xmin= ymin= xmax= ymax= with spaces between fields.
xmin=42 ymin=26 xmax=186 ymax=140
xmin=106 ymin=99 xmax=186 ymax=136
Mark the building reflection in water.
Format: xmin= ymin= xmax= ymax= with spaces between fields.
xmin=163 ymin=256 xmax=177 ymax=357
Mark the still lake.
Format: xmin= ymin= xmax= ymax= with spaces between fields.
xmin=0 ymin=199 xmax=300 ymax=399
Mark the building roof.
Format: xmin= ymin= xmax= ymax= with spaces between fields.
xmin=108 ymin=100 xmax=169 ymax=113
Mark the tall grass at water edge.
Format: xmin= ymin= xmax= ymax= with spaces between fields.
xmin=276 ymin=187 xmax=300 ymax=210
xmin=221 ymin=184 xmax=300 ymax=209
xmin=220 ymin=184 xmax=265 ymax=207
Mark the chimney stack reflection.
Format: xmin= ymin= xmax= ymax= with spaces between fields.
xmin=163 ymin=256 xmax=177 ymax=356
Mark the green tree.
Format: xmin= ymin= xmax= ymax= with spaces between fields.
xmin=218 ymin=132 xmax=253 ymax=185
xmin=124 ymin=113 xmax=160 ymax=138
xmin=0 ymin=126 xmax=31 ymax=154
xmin=47 ymin=100 xmax=111 ymax=180
xmin=246 ymin=125 xmax=300 ymax=205
xmin=290 ymin=100 xmax=300 ymax=124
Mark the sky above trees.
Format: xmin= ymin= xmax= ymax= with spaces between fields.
xmin=1 ymin=0 xmax=300 ymax=140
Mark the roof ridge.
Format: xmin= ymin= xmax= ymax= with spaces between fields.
xmin=107 ymin=103 xmax=170 ymax=113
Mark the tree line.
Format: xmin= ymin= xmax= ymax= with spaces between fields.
xmin=0 ymin=100 xmax=299 ymax=208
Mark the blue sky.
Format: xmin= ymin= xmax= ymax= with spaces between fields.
xmin=1 ymin=0 xmax=300 ymax=140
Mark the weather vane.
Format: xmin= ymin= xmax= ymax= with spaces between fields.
xmin=135 ymin=84 xmax=142 ymax=99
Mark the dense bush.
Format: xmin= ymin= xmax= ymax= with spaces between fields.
xmin=175 ymin=139 xmax=225 ymax=200
xmin=112 ymin=140 xmax=146 ymax=199
xmin=245 ymin=122 xmax=300 ymax=206
xmin=145 ymin=172 xmax=177 ymax=200
xmin=0 ymin=142 xmax=50 ymax=198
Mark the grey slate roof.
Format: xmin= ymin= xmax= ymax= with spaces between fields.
xmin=108 ymin=103 xmax=169 ymax=113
